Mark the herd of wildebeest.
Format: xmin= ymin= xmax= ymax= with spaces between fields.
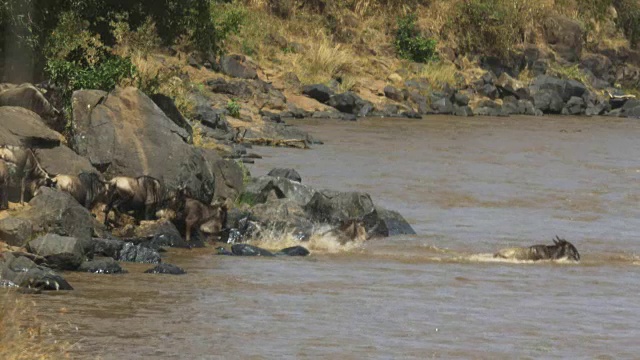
xmin=0 ymin=144 xmax=581 ymax=262
xmin=0 ymin=145 xmax=226 ymax=243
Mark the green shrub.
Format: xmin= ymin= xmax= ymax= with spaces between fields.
xmin=395 ymin=14 xmax=438 ymax=63
xmin=45 ymin=55 xmax=136 ymax=103
xmin=226 ymin=99 xmax=241 ymax=117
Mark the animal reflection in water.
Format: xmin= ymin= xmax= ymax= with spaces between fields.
xmin=494 ymin=236 xmax=580 ymax=262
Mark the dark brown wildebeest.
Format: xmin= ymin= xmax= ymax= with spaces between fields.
xmin=158 ymin=191 xmax=228 ymax=242
xmin=0 ymin=146 xmax=53 ymax=204
xmin=103 ymin=175 xmax=164 ymax=226
xmin=50 ymin=172 xmax=109 ymax=209
xmin=494 ymin=236 xmax=581 ymax=262
xmin=0 ymin=159 xmax=9 ymax=210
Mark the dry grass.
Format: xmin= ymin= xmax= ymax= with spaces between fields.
xmin=0 ymin=293 xmax=72 ymax=359
xmin=417 ymin=61 xmax=461 ymax=90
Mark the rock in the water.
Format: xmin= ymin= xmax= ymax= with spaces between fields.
xmin=219 ymin=54 xmax=258 ymax=79
xmin=267 ymin=168 xmax=302 ymax=183
xmin=71 ymin=88 xmax=215 ymax=204
xmin=0 ymin=252 xmax=73 ymax=291
xmin=231 ymin=244 xmax=275 ymax=257
xmin=304 ymin=190 xmax=389 ymax=237
xmin=376 ymin=207 xmax=416 ymax=236
xmin=302 ymin=84 xmax=334 ymax=103
xmin=26 ymin=233 xmax=89 ymax=271
xmin=239 ymin=175 xmax=316 ymax=206
xmin=13 ymin=187 xmax=104 ymax=247
xmin=78 ymin=257 xmax=126 ymax=274
xmin=533 ymin=88 xmax=564 ymax=114
xmin=276 ymin=246 xmax=310 ymax=256
xmin=216 ymin=246 xmax=234 ymax=255
xmin=134 ymin=219 xmax=188 ymax=249
xmin=117 ymin=242 xmax=161 ymax=264
xmin=144 ymin=263 xmax=186 ymax=275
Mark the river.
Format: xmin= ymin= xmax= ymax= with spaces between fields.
xmin=23 ymin=116 xmax=640 ymax=359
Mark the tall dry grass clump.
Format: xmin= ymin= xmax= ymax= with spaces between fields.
xmin=0 ymin=293 xmax=71 ymax=359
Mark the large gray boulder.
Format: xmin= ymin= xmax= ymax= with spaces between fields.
xmin=376 ymin=207 xmax=416 ymax=236
xmin=0 ymin=217 xmax=33 ymax=247
xmin=0 ymin=252 xmax=73 ymax=291
xmin=268 ymin=168 xmax=302 ymax=183
xmin=78 ymin=257 xmax=126 ymax=274
xmin=327 ymin=92 xmax=371 ymax=115
xmin=200 ymin=149 xmax=244 ymax=201
xmin=0 ymin=106 xmax=61 ymax=147
xmin=304 ymin=190 xmax=389 ymax=237
xmin=26 ymin=233 xmax=89 ymax=271
xmin=0 ymin=84 xmax=59 ymax=123
xmin=33 ymin=145 xmax=98 ymax=176
xmin=220 ymin=54 xmax=258 ymax=79
xmin=533 ymin=89 xmax=564 ymax=114
xmin=239 ymin=175 xmax=316 ymax=206
xmin=71 ymin=87 xmax=216 ymax=203
xmin=302 ymin=84 xmax=334 ymax=103
xmin=9 ymin=187 xmax=105 ymax=246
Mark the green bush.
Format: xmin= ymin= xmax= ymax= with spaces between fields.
xmin=226 ymin=99 xmax=241 ymax=118
xmin=395 ymin=14 xmax=438 ymax=63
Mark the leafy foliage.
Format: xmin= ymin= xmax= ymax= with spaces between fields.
xmin=395 ymin=14 xmax=438 ymax=63
xmin=615 ymin=0 xmax=640 ymax=47
xmin=226 ymin=99 xmax=241 ymax=117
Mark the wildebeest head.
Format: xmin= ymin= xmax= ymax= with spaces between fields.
xmin=552 ymin=236 xmax=580 ymax=261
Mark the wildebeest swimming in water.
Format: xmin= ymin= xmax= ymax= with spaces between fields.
xmin=103 ymin=175 xmax=164 ymax=226
xmin=494 ymin=236 xmax=581 ymax=262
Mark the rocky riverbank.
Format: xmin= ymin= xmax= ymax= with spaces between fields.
xmin=0 ymin=79 xmax=417 ymax=293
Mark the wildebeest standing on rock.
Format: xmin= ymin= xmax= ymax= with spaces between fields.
xmin=0 ymin=159 xmax=8 ymax=210
xmin=51 ymin=172 xmax=108 ymax=209
xmin=494 ymin=236 xmax=581 ymax=261
xmin=103 ymin=175 xmax=164 ymax=226
xmin=0 ymin=145 xmax=53 ymax=204
xmin=159 ymin=191 xmax=228 ymax=242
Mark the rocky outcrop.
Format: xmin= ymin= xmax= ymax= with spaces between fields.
xmin=26 ymin=234 xmax=89 ymax=271
xmin=219 ymin=54 xmax=258 ymax=79
xmin=0 ymin=84 xmax=59 ymax=124
xmin=543 ymin=15 xmax=585 ymax=62
xmin=3 ymin=188 xmax=104 ymax=247
xmin=376 ymin=207 xmax=416 ymax=236
xmin=144 ymin=263 xmax=186 ymax=274
xmin=304 ymin=190 xmax=389 ymax=237
xmin=200 ymin=149 xmax=245 ymax=201
xmin=0 ymin=106 xmax=61 ymax=147
xmin=71 ymin=87 xmax=215 ymax=203
xmin=150 ymin=93 xmax=193 ymax=143
xmin=231 ymin=243 xmax=275 ymax=256
xmin=276 ymin=245 xmax=310 ymax=256
xmin=78 ymin=257 xmax=126 ymax=274
xmin=267 ymin=168 xmax=302 ymax=183
xmin=302 ymin=84 xmax=334 ymax=103
xmin=0 ymin=252 xmax=73 ymax=291
xmin=239 ymin=175 xmax=316 ymax=206
xmin=33 ymin=145 xmax=98 ymax=176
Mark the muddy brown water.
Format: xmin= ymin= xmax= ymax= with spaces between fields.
xmin=15 ymin=116 xmax=640 ymax=359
